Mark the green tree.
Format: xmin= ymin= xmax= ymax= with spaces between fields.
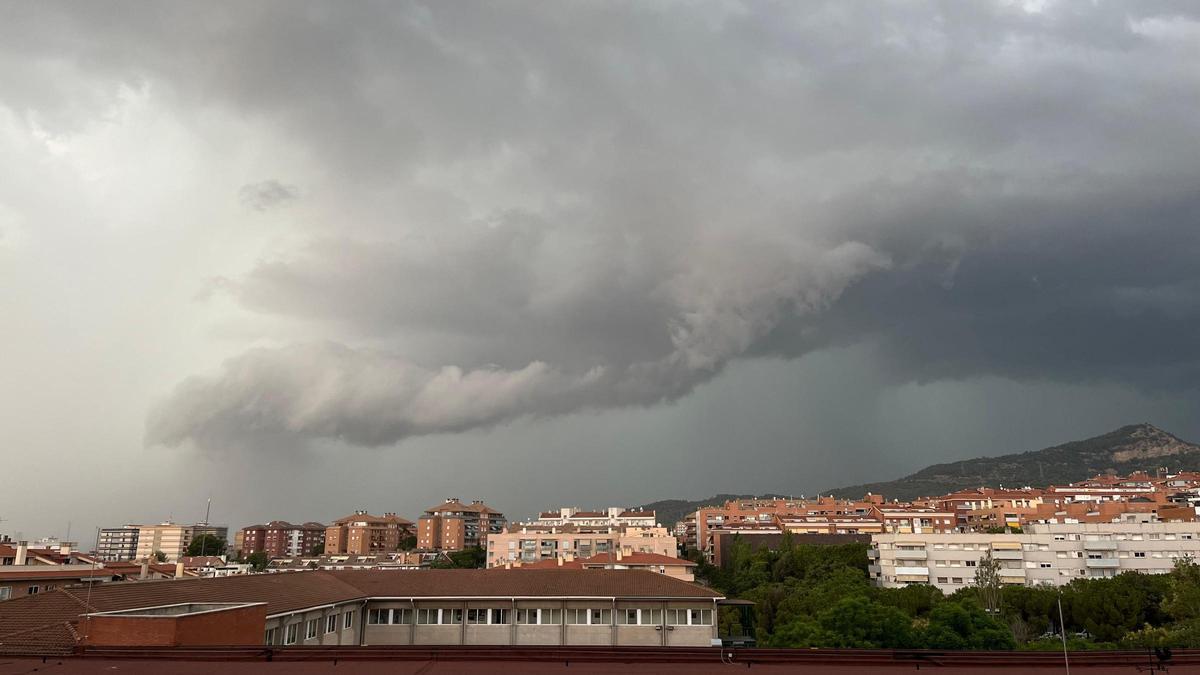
xmin=815 ymin=596 xmax=917 ymax=649
xmin=430 ymin=546 xmax=486 ymax=569
xmin=153 ymin=550 xmax=167 ymax=563
xmin=973 ymin=552 xmax=1003 ymax=615
xmin=1166 ymin=556 xmax=1200 ymax=621
xmin=246 ymin=550 xmax=269 ymax=572
xmin=922 ymin=600 xmax=1015 ymax=650
xmin=187 ymin=534 xmax=228 ymax=557
xmin=397 ymin=534 xmax=418 ymax=551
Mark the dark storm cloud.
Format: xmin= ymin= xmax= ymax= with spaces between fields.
xmin=4 ymin=1 xmax=1195 ymax=448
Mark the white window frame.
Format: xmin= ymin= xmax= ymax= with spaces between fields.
xmin=344 ymin=611 xmax=353 ymax=629
xmin=326 ymin=614 xmax=338 ymax=634
xmin=306 ymin=618 xmax=319 ymax=640
xmin=264 ymin=627 xmax=277 ymax=645
xmin=285 ymin=623 xmax=299 ymax=645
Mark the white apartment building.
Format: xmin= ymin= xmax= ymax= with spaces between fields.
xmin=486 ymin=526 xmax=678 ymax=568
xmin=871 ymin=520 xmax=1200 ymax=593
xmin=527 ymin=507 xmax=658 ymax=529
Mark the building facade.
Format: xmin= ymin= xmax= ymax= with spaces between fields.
xmin=324 ymin=512 xmax=414 ymax=555
xmin=238 ymin=521 xmax=326 ymax=558
xmin=96 ymin=526 xmax=140 ymax=562
xmin=134 ymin=523 xmax=229 ymax=562
xmin=417 ymin=499 xmax=505 ymax=552
xmin=871 ymin=520 xmax=1200 ymax=593
xmin=486 ymin=525 xmax=678 ymax=568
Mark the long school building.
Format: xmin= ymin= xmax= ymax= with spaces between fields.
xmin=0 ymin=568 xmax=723 ymax=654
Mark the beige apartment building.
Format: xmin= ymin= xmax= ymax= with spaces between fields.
xmin=486 ymin=525 xmax=678 ymax=568
xmin=871 ymin=520 xmax=1200 ymax=593
xmin=134 ymin=523 xmax=191 ymax=562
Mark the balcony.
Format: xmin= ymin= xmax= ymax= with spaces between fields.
xmin=1085 ymin=557 xmax=1120 ymax=568
xmin=991 ymin=549 xmax=1022 ymax=561
xmin=867 ymin=549 xmax=879 ymax=559
xmin=1083 ymin=540 xmax=1118 ymax=551
xmin=894 ymin=549 xmax=927 ymax=561
xmin=895 ymin=566 xmax=929 ymax=577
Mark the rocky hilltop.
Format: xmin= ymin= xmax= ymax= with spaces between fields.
xmin=826 ymin=423 xmax=1200 ymax=502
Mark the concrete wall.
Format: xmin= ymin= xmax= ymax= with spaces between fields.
xmin=266 ymin=602 xmax=360 ymax=646
xmin=279 ymin=599 xmax=716 ymax=647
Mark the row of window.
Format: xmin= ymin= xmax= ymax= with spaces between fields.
xmin=266 ymin=611 xmax=354 ymax=645
xmin=364 ymin=607 xmax=714 ymax=626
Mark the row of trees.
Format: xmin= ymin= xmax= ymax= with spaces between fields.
xmin=691 ymin=536 xmax=1200 ymax=650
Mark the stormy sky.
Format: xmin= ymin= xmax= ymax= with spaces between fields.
xmin=2 ymin=1 xmax=1199 ymax=542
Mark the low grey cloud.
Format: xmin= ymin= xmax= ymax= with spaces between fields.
xmin=4 ymin=1 xmax=1197 ymax=451
xmin=238 ymin=180 xmax=298 ymax=211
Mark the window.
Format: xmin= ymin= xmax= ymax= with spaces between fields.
xmin=264 ymin=628 xmax=277 ymax=645
xmin=1039 ymin=563 xmax=1052 ymax=568
xmin=517 ymin=608 xmax=561 ymax=625
xmin=467 ymin=608 xmax=503 ymax=624
xmin=666 ymin=609 xmax=713 ymax=626
xmin=285 ymin=623 xmax=299 ymax=645
xmin=26 ymin=586 xmax=39 ymax=595
xmin=566 ymin=608 xmax=611 ymax=625
xmin=344 ymin=612 xmax=354 ymax=629
xmin=0 ymin=587 xmax=10 ymax=601
xmin=936 ymin=577 xmax=948 ymax=584
xmin=326 ymin=615 xmax=338 ymax=634
xmin=416 ymin=609 xmax=462 ymax=625
xmin=616 ymin=608 xmax=663 ymax=625
xmin=1134 ymin=552 xmax=1147 ymax=558
xmin=306 ymin=618 xmax=319 ymax=640
xmin=965 ymin=560 xmax=977 ymax=567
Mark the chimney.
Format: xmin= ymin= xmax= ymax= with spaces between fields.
xmin=139 ymin=558 xmax=149 ymax=580
xmin=14 ymin=541 xmax=27 ymax=566
xmin=616 ymin=549 xmax=623 ymax=561
xmin=175 ymin=561 xmax=185 ymax=578
xmin=59 ymin=542 xmax=73 ymax=557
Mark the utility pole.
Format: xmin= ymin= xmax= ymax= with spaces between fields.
xmin=1057 ymin=589 xmax=1070 ymax=675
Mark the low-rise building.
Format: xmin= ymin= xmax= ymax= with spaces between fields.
xmin=871 ymin=521 xmax=1200 ymax=593
xmin=0 ymin=568 xmax=724 ymax=652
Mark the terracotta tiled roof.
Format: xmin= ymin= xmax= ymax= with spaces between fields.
xmin=618 ymin=510 xmax=655 ymax=518
xmin=0 ymin=567 xmax=122 ymax=582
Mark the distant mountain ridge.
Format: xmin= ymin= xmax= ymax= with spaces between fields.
xmin=637 ymin=424 xmax=1200 ymax=524
xmin=826 ymin=423 xmax=1200 ymax=502
xmin=635 ymin=493 xmax=789 ymax=530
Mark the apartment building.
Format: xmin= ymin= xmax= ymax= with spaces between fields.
xmin=417 ymin=498 xmax=505 ymax=552
xmin=324 ymin=512 xmax=414 ymax=555
xmin=0 ymin=569 xmax=724 ymax=652
xmin=238 ymin=521 xmax=326 ymax=558
xmin=132 ymin=523 xmax=228 ymax=562
xmin=96 ymin=526 xmax=140 ymax=562
xmin=486 ymin=524 xmax=678 ymax=568
xmin=134 ymin=523 xmax=191 ymax=562
xmin=871 ymin=520 xmax=1200 ymax=593
xmin=530 ymin=507 xmax=658 ymax=529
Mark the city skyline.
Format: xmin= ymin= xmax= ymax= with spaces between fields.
xmin=4 ymin=1 xmax=1200 ymax=542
